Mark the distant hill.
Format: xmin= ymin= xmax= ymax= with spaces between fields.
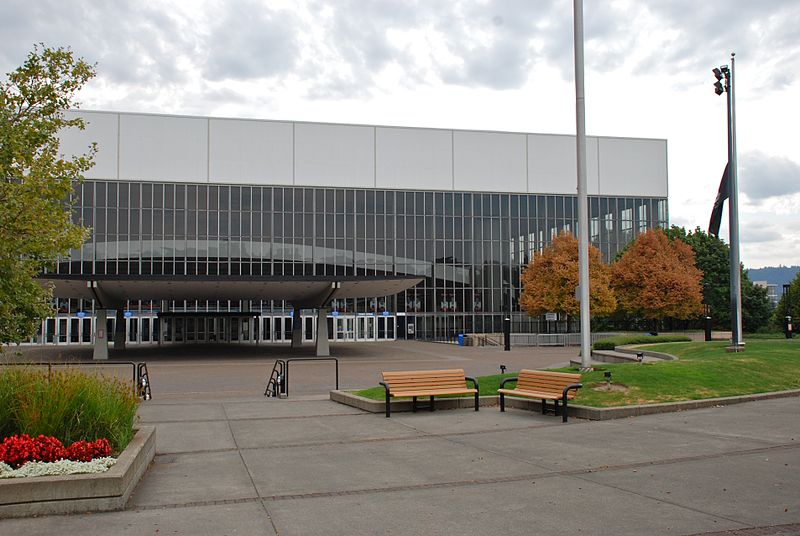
xmin=747 ymin=266 xmax=800 ymax=289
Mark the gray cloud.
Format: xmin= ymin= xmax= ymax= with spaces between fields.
xmin=633 ymin=1 xmax=800 ymax=89
xmin=740 ymin=151 xmax=800 ymax=201
xmin=740 ymin=223 xmax=782 ymax=243
xmin=2 ymin=0 xmax=799 ymax=102
xmin=202 ymin=3 xmax=299 ymax=81
xmin=436 ymin=0 xmax=552 ymax=89
xmin=0 ymin=0 xmax=193 ymax=87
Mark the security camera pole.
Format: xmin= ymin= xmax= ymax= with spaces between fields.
xmin=573 ymin=0 xmax=592 ymax=368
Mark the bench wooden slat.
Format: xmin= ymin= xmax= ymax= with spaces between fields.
xmin=383 ymin=369 xmax=465 ymax=376
xmin=391 ymin=388 xmax=477 ymax=398
xmin=388 ymin=383 xmax=474 ymax=390
xmin=498 ymin=388 xmax=576 ymax=400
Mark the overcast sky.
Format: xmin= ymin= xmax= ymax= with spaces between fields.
xmin=2 ymin=0 xmax=798 ymax=269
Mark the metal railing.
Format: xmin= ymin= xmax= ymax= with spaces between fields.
xmin=264 ymin=359 xmax=286 ymax=398
xmin=137 ymin=362 xmax=152 ymax=400
xmin=264 ymin=357 xmax=339 ymax=398
xmin=509 ymin=332 xmax=621 ymax=347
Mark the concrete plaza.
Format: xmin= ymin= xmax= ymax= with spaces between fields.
xmin=2 ymin=341 xmax=799 ymax=535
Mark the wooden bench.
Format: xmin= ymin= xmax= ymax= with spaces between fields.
xmin=379 ymin=369 xmax=479 ymax=418
xmin=498 ymin=370 xmax=582 ymax=422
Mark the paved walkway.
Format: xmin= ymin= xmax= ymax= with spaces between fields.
xmin=2 ymin=342 xmax=799 ymax=535
xmin=11 ymin=340 xmax=578 ymax=399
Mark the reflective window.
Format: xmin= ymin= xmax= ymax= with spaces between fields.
xmin=60 ymin=179 xmax=665 ymax=334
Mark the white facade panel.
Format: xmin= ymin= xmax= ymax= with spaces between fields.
xmin=526 ymin=134 xmax=600 ymax=195
xmin=294 ymin=123 xmax=374 ymax=188
xmin=209 ymin=119 xmax=293 ymax=185
xmin=598 ymin=138 xmax=668 ymax=196
xmin=375 ymin=127 xmax=452 ymax=190
xmin=58 ymin=110 xmax=118 ymax=180
xmin=119 ymin=114 xmax=208 ymax=182
xmin=453 ymin=131 xmax=526 ymax=193
xmin=60 ymin=110 xmax=667 ymax=198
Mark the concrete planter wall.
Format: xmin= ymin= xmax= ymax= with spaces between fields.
xmin=330 ymin=389 xmax=800 ymax=421
xmin=0 ymin=426 xmax=156 ymax=519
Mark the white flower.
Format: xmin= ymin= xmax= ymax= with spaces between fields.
xmin=0 ymin=457 xmax=117 ymax=479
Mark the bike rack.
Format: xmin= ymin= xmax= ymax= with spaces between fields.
xmin=264 ymin=357 xmax=339 ymax=398
xmin=264 ymin=359 xmax=286 ymax=398
xmin=137 ymin=362 xmax=152 ymax=400
xmin=0 ymin=361 xmax=153 ymax=400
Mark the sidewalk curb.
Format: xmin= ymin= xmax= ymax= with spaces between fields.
xmin=330 ymin=389 xmax=800 ymax=420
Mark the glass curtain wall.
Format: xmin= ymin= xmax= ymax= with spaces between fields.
xmin=55 ymin=180 xmax=668 ymax=337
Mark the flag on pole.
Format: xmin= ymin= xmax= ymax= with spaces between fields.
xmin=708 ymin=163 xmax=729 ymax=237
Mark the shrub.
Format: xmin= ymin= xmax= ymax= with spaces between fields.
xmin=593 ymin=334 xmax=691 ymax=350
xmin=0 ymin=367 xmax=139 ymax=453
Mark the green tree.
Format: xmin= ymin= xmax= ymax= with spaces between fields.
xmin=742 ymin=280 xmax=773 ymax=333
xmin=0 ymin=45 xmax=94 ymax=344
xmin=665 ymin=226 xmax=773 ymax=332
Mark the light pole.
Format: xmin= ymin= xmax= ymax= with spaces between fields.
xmin=784 ymin=284 xmax=793 ymax=339
xmin=712 ymin=53 xmax=744 ymax=351
xmin=703 ymin=282 xmax=712 ymax=342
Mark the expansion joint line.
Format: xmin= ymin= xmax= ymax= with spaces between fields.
xmin=221 ymin=404 xmax=282 ymax=536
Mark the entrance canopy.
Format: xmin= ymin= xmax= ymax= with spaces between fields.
xmin=40 ymin=274 xmax=423 ymax=308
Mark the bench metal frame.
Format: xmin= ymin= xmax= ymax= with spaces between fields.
xmin=499 ymin=375 xmax=582 ymax=422
xmin=379 ymin=375 xmax=479 ymax=418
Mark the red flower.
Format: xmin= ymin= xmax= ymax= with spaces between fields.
xmin=0 ymin=435 xmax=112 ymax=468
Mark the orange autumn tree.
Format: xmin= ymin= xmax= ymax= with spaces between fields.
xmin=611 ymin=228 xmax=703 ymax=325
xmin=519 ymin=232 xmax=616 ymax=322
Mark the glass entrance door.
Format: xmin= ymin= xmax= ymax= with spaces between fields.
xmin=335 ymin=317 xmax=355 ymax=341
xmin=377 ymin=316 xmax=395 ymax=340
xmin=357 ymin=316 xmax=376 ymax=341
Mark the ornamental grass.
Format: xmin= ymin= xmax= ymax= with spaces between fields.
xmin=0 ymin=366 xmax=139 ymax=453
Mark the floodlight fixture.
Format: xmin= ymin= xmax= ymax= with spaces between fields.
xmin=712 ymin=67 xmax=723 ymax=80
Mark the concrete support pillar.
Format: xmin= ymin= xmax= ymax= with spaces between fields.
xmin=291 ymin=307 xmax=303 ymax=349
xmin=93 ymin=309 xmax=109 ymax=360
xmin=315 ymin=307 xmax=330 ymax=357
xmin=114 ymin=309 xmax=126 ymax=350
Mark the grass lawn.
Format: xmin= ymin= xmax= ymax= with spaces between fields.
xmin=354 ymin=339 xmax=800 ymax=408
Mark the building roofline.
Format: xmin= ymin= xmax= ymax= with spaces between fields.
xmin=68 ymin=108 xmax=668 ymax=144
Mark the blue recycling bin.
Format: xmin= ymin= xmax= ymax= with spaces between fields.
xmin=457 ymin=333 xmax=464 ymax=346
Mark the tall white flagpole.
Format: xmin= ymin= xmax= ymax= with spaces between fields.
xmin=573 ymin=0 xmax=592 ymax=368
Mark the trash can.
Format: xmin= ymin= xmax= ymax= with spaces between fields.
xmin=457 ymin=333 xmax=464 ymax=346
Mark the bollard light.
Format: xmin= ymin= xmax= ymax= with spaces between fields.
xmin=604 ymin=370 xmax=612 ymax=386
xmin=500 ymin=365 xmax=507 ymax=374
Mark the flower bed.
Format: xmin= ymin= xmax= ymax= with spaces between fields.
xmin=0 ymin=434 xmax=116 ymax=480
xmin=0 ymin=426 xmax=156 ymax=518
xmin=0 ymin=434 xmax=111 ymax=468
xmin=0 ymin=366 xmax=147 ymax=516
xmin=0 ymin=367 xmax=139 ymax=454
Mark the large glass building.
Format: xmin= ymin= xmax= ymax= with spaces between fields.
xmin=39 ymin=111 xmax=668 ymax=355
